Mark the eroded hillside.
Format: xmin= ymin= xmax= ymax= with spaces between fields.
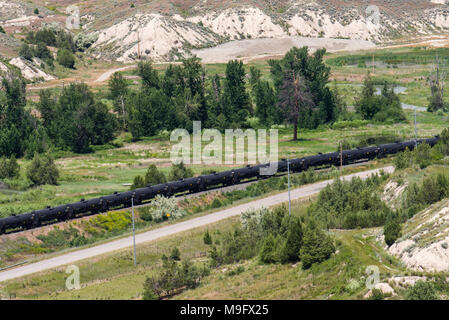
xmin=1 ymin=0 xmax=449 ymax=62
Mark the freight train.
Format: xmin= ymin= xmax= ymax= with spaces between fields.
xmin=0 ymin=137 xmax=440 ymax=235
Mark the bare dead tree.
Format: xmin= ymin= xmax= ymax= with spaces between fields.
xmin=278 ymin=69 xmax=314 ymax=141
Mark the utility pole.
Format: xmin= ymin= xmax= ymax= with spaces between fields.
xmin=131 ymin=195 xmax=137 ymax=266
xmin=287 ymin=159 xmax=291 ymax=217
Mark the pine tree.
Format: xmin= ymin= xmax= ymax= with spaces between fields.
xmin=260 ymin=233 xmax=278 ymax=264
xmin=384 ymin=215 xmax=401 ymax=246
xmin=138 ymin=61 xmax=160 ymax=90
xmin=169 ymin=162 xmax=194 ymax=181
xmin=223 ymin=60 xmax=252 ymax=125
xmin=299 ymin=221 xmax=335 ymax=269
xmin=203 ymin=230 xmax=212 ymax=245
xmin=144 ymin=164 xmax=167 ymax=186
xmin=131 ymin=175 xmax=145 ymax=190
xmin=170 ymin=247 xmax=181 ymax=261
xmin=281 ymin=217 xmax=303 ymax=263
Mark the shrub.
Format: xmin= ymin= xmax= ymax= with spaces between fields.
xmin=86 ymin=211 xmax=131 ymax=234
xmin=19 ymin=44 xmax=34 ymax=61
xmin=143 ymin=255 xmax=209 ymax=299
xmin=307 ymin=174 xmax=391 ymax=229
xmin=384 ymin=215 xmax=401 ymax=246
xmin=393 ymin=148 xmax=413 ymax=170
xmin=0 ymin=26 xmax=5 ymax=34
xmin=137 ymin=206 xmax=153 ymax=222
xmin=203 ymin=230 xmax=212 ymax=245
xmin=405 ymin=281 xmax=439 ymax=300
xmin=26 ymin=153 xmax=59 ymax=186
xmin=369 ymin=288 xmax=384 ymax=300
xmin=170 ymin=247 xmax=181 ymax=261
xmin=147 ymin=195 xmax=187 ymax=222
xmin=0 ymin=156 xmax=20 ymax=179
xmin=169 ymin=162 xmax=194 ymax=181
xmin=37 ymin=226 xmax=87 ymax=249
xmin=34 ymin=8 xmax=39 ymax=14
xmin=57 ymin=48 xmax=75 ymax=68
xmin=260 ymin=233 xmax=281 ymax=264
xmin=131 ymin=175 xmax=144 ymax=190
xmin=210 ymin=198 xmax=223 ymax=208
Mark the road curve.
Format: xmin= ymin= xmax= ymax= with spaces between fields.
xmin=0 ymin=166 xmax=393 ymax=282
xmin=94 ymin=65 xmax=136 ymax=83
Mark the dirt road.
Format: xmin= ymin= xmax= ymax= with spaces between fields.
xmin=0 ymin=166 xmax=393 ymax=283
xmin=94 ymin=65 xmax=136 ymax=82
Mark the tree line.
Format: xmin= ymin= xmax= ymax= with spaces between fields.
xmin=110 ymin=47 xmax=342 ymax=141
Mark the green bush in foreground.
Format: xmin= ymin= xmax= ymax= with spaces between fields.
xmin=26 ymin=153 xmax=59 ymax=186
xmin=307 ymin=173 xmax=391 ymax=229
xmin=369 ymin=288 xmax=385 ymax=300
xmin=203 ymin=230 xmax=212 ymax=245
xmin=406 ymin=281 xmax=439 ymax=300
xmin=384 ymin=215 xmax=401 ymax=246
xmin=143 ymin=253 xmax=210 ymax=300
xmin=0 ymin=156 xmax=20 ymax=179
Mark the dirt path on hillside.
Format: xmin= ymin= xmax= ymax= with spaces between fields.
xmin=94 ymin=65 xmax=136 ymax=83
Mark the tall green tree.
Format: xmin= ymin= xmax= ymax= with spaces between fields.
xmin=269 ymin=47 xmax=337 ymax=129
xmin=138 ymin=61 xmax=160 ymax=90
xmin=249 ymin=66 xmax=277 ymax=126
xmin=37 ymin=83 xmax=118 ymax=153
xmin=299 ymin=220 xmax=335 ymax=269
xmin=280 ymin=216 xmax=303 ymax=263
xmin=108 ymin=72 xmax=129 ymax=129
xmin=182 ymin=57 xmax=208 ymax=123
xmin=127 ymin=88 xmax=167 ymax=139
xmin=384 ymin=215 xmax=401 ymax=246
xmin=222 ymin=60 xmax=252 ymax=126
xmin=0 ymin=76 xmax=39 ymax=158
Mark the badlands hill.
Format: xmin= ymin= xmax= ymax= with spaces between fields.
xmin=1 ymin=0 xmax=449 ymax=62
